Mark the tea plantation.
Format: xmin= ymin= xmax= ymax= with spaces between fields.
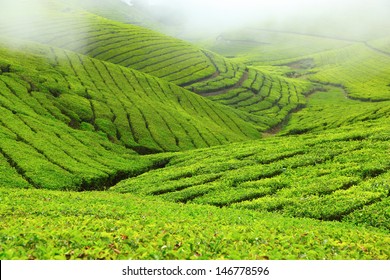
xmin=0 ymin=0 xmax=389 ymax=260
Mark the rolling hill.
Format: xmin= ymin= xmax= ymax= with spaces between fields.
xmin=202 ymin=29 xmax=390 ymax=102
xmin=0 ymin=0 xmax=314 ymax=130
xmin=0 ymin=0 xmax=389 ymax=260
xmin=0 ymin=38 xmax=269 ymax=190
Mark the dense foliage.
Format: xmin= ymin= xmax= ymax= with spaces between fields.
xmin=1 ymin=186 xmax=389 ymax=260
xmin=0 ymin=0 xmax=389 ymax=260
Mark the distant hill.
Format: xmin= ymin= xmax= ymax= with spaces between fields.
xmin=0 ymin=0 xmax=389 ymax=261
xmin=0 ymin=0 xmax=315 ymax=129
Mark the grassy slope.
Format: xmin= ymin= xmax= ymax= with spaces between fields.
xmin=1 ymin=186 xmax=389 ymax=260
xmin=309 ymin=44 xmax=390 ymax=101
xmin=111 ymin=120 xmax=390 ymax=226
xmin=201 ymin=29 xmax=351 ymax=65
xmin=201 ymin=29 xmax=390 ymax=102
xmin=0 ymin=38 xmax=266 ymax=191
xmin=0 ymin=0 xmax=389 ymax=260
xmin=282 ymin=87 xmax=390 ymax=134
xmin=0 ymin=0 xmax=314 ymax=131
xmin=0 ymin=2 xmax=215 ymax=86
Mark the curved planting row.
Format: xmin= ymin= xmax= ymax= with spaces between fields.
xmin=310 ymin=44 xmax=390 ymax=101
xmin=2 ymin=185 xmax=390 ymax=259
xmin=184 ymin=51 xmax=247 ymax=93
xmin=0 ymin=1 xmax=312 ymax=134
xmin=0 ymin=5 xmax=216 ymax=86
xmin=0 ymin=40 xmax=264 ymax=190
xmin=207 ymin=68 xmax=310 ymax=128
xmin=112 ymin=124 xmax=390 ymax=227
xmin=281 ymin=87 xmax=390 ymax=135
xmin=3 ymin=41 xmax=263 ymax=149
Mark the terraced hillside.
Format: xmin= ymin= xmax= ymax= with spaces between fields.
xmin=282 ymin=87 xmax=390 ymax=134
xmin=112 ymin=120 xmax=389 ymax=225
xmin=309 ymin=44 xmax=390 ymax=101
xmin=202 ymin=29 xmax=390 ymax=102
xmin=0 ymin=0 xmax=314 ymax=131
xmin=2 ymin=185 xmax=389 ymax=260
xmin=0 ymin=2 xmax=215 ymax=87
xmin=205 ymin=67 xmax=311 ymax=129
xmin=0 ymin=38 xmax=269 ymax=191
xmin=0 ymin=0 xmax=389 ymax=261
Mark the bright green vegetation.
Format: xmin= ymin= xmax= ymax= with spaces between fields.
xmin=202 ymin=29 xmax=390 ymax=102
xmin=0 ymin=39 xmax=265 ymax=191
xmin=0 ymin=0 xmax=312 ymax=128
xmin=0 ymin=40 xmax=261 ymax=150
xmin=206 ymin=67 xmax=311 ymax=130
xmin=282 ymin=87 xmax=390 ymax=134
xmin=182 ymin=49 xmax=312 ymax=131
xmin=0 ymin=0 xmax=389 ymax=260
xmin=0 ymin=3 xmax=215 ymax=87
xmin=185 ymin=51 xmax=247 ymax=92
xmin=112 ymin=122 xmax=390 ymax=225
xmin=1 ymin=186 xmax=389 ymax=260
xmin=0 ymin=102 xmax=155 ymax=191
xmin=310 ymin=44 xmax=390 ymax=101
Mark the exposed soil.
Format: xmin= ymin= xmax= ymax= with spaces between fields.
xmin=262 ymin=87 xmax=326 ymax=137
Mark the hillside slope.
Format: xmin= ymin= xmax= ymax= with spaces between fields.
xmin=0 ymin=2 xmax=216 ymax=87
xmin=0 ymin=0 xmax=389 ymax=261
xmin=200 ymin=28 xmax=390 ymax=102
xmin=309 ymin=44 xmax=390 ymax=101
xmin=1 ymin=185 xmax=389 ymax=259
xmin=0 ymin=38 xmax=268 ymax=190
xmin=112 ymin=119 xmax=390 ymax=227
xmin=0 ymin=0 xmax=314 ymax=131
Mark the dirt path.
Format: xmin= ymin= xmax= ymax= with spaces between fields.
xmin=261 ymin=88 xmax=325 ymax=137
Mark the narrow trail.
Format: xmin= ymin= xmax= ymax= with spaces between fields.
xmin=311 ymin=81 xmax=390 ymax=102
xmin=262 ymin=88 xmax=324 ymax=137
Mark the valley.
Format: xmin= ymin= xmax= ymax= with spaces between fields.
xmin=0 ymin=0 xmax=389 ymax=260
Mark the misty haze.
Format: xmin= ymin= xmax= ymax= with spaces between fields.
xmin=123 ymin=0 xmax=390 ymax=41
xmin=0 ymin=0 xmax=389 ymax=265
